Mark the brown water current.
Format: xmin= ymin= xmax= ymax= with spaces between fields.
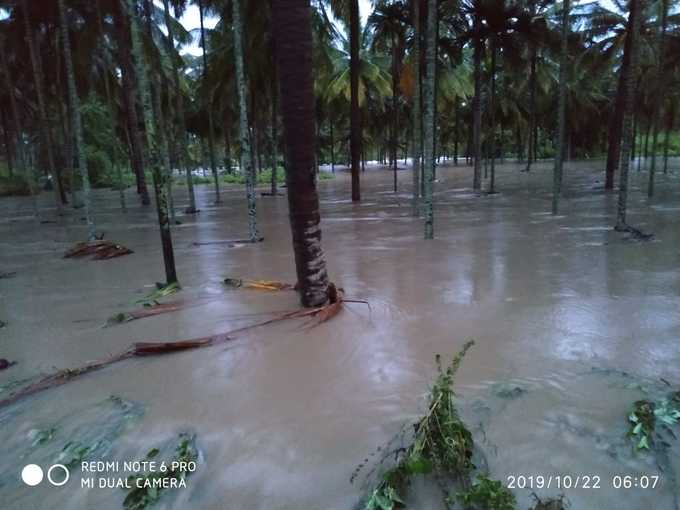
xmin=1 ymin=160 xmax=680 ymax=509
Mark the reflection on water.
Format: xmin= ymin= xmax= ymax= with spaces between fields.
xmin=1 ymin=160 xmax=680 ymax=509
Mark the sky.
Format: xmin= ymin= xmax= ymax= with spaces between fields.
xmin=177 ymin=0 xmax=373 ymax=55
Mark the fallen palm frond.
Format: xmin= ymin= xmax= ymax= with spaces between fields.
xmin=224 ymin=277 xmax=295 ymax=291
xmin=614 ymin=224 xmax=654 ymax=241
xmin=106 ymin=301 xmax=188 ymax=326
xmin=64 ymin=240 xmax=133 ymax=260
xmin=0 ymin=287 xmax=346 ymax=409
xmin=192 ymin=237 xmax=264 ymax=246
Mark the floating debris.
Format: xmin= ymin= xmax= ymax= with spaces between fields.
xmin=64 ymin=240 xmax=133 ymax=260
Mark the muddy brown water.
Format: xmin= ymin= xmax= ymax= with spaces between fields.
xmin=1 ymin=160 xmax=679 ymax=509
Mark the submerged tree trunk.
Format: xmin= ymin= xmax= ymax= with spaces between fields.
xmin=125 ymin=0 xmax=178 ymax=284
xmin=58 ymin=0 xmax=95 ymax=238
xmin=22 ymin=0 xmax=65 ymax=210
xmin=163 ymin=0 xmax=196 ymax=213
xmin=350 ymin=0 xmax=361 ymax=202
xmin=411 ymin=0 xmax=421 ymax=215
xmin=616 ymin=0 xmax=644 ymax=230
xmin=271 ymin=0 xmax=330 ymax=307
xmin=198 ymin=0 xmax=220 ymax=203
xmin=552 ymin=0 xmax=570 ymax=215
xmin=605 ymin=7 xmax=634 ymax=190
xmin=422 ymin=0 xmax=437 ymax=239
xmin=472 ymin=12 xmax=483 ymax=191
xmin=232 ymin=0 xmax=260 ymax=241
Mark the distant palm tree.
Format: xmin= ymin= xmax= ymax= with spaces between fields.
xmin=272 ymin=0 xmax=331 ymax=307
xmin=552 ymin=0 xmax=570 ymax=215
xmin=423 ymin=0 xmax=437 ymax=238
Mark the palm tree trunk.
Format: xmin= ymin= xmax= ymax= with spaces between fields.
xmin=271 ymin=0 xmax=330 ymax=307
xmin=163 ymin=0 xmax=196 ymax=213
xmin=488 ymin=35 xmax=498 ymax=194
xmin=232 ymin=0 xmax=260 ymax=241
xmin=198 ymin=0 xmax=220 ymax=204
xmin=616 ymin=0 xmax=644 ymax=230
xmin=58 ymin=0 xmax=95 ymax=237
xmin=454 ymin=96 xmax=459 ymax=165
xmin=472 ymin=10 xmax=482 ymax=190
xmin=1 ymin=109 xmax=14 ymax=176
xmin=223 ymin=110 xmax=232 ymax=174
xmin=115 ymin=2 xmax=150 ymax=205
xmin=22 ymin=0 xmax=64 ymax=211
xmin=650 ymin=0 xmax=668 ymax=193
xmin=330 ymin=118 xmax=335 ymax=173
xmin=605 ymin=7 xmax=634 ymax=189
xmin=391 ymin=32 xmax=399 ymax=193
xmin=422 ymin=0 xmax=437 ymax=239
xmin=663 ymin=103 xmax=674 ymax=173
xmin=411 ymin=0 xmax=421 ymax=215
xmin=350 ymin=0 xmax=361 ymax=202
xmin=270 ymin=71 xmax=279 ymax=195
xmin=552 ymin=0 xmax=570 ymax=215
xmin=525 ymin=47 xmax=537 ymax=172
xmin=125 ymin=0 xmax=178 ymax=284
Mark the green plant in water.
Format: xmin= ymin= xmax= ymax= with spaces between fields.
xmin=28 ymin=427 xmax=57 ymax=447
xmin=627 ymin=394 xmax=680 ymax=451
xmin=360 ymin=341 xmax=476 ymax=509
xmin=123 ymin=433 xmax=198 ymax=510
xmin=135 ymin=282 xmax=180 ymax=306
xmin=455 ymin=474 xmax=516 ymax=510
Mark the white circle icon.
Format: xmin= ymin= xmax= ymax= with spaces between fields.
xmin=21 ymin=464 xmax=44 ymax=486
xmin=47 ymin=464 xmax=70 ymax=486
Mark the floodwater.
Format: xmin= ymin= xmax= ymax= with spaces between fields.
xmin=1 ymin=160 xmax=680 ymax=509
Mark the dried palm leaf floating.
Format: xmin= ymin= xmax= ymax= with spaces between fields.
xmin=64 ymin=240 xmax=133 ymax=260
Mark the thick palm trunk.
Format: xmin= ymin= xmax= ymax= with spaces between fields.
xmin=22 ymin=0 xmax=64 ymax=210
xmin=349 ymin=0 xmax=361 ymax=202
xmin=271 ymin=0 xmax=330 ymax=307
xmin=422 ymin=0 xmax=437 ymax=239
xmin=471 ymin=12 xmax=482 ymax=191
xmin=411 ymin=0 xmax=421 ymax=215
xmin=552 ymin=0 xmax=570 ymax=215
xmin=605 ymin=9 xmax=634 ymax=189
xmin=488 ymin=36 xmax=497 ymax=194
xmin=58 ymin=0 xmax=95 ymax=238
xmin=125 ymin=0 xmax=178 ymax=284
xmin=616 ymin=0 xmax=644 ymax=230
xmin=0 ymin=109 xmax=13 ymax=175
xmin=198 ymin=0 xmax=220 ymax=204
xmin=454 ymin=97 xmax=459 ymax=165
xmin=329 ymin=119 xmax=335 ymax=173
xmin=163 ymin=0 xmax=196 ymax=212
xmin=232 ymin=0 xmax=260 ymax=241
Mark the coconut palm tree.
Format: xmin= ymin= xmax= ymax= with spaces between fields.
xmin=423 ymin=0 xmax=437 ymax=239
xmin=616 ymin=0 xmax=645 ymax=230
xmin=552 ymin=0 xmax=570 ymax=215
xmin=124 ymin=0 xmax=178 ymax=284
xmin=58 ymin=0 xmax=95 ymax=238
xmin=272 ymin=0 xmax=331 ymax=307
xmin=232 ymin=0 xmax=260 ymax=242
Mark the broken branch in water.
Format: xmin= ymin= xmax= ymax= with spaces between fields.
xmin=192 ymin=237 xmax=264 ymax=246
xmin=0 ymin=287 xmax=346 ymax=409
xmin=224 ymin=277 xmax=295 ymax=291
xmin=64 ymin=240 xmax=133 ymax=260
